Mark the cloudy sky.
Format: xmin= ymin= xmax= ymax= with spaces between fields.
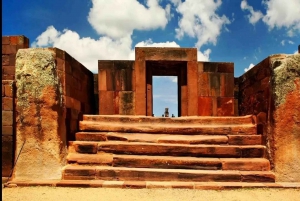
xmin=3 ymin=0 xmax=299 ymax=116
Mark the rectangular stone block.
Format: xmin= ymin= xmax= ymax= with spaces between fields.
xmin=180 ymin=85 xmax=188 ymax=116
xmin=198 ymin=72 xmax=210 ymax=96
xmin=2 ymin=45 xmax=17 ymax=54
xmin=2 ymin=111 xmax=13 ymax=126
xmin=217 ymin=63 xmax=234 ymax=73
xmin=220 ymin=73 xmax=234 ymax=97
xmin=2 ymin=97 xmax=13 ymax=110
xmin=65 ymin=96 xmax=81 ymax=111
xmin=135 ymin=92 xmax=146 ymax=115
xmin=187 ymin=61 xmax=198 ymax=116
xmin=9 ymin=54 xmax=16 ymax=66
xmin=203 ymin=62 xmax=218 ymax=72
xmin=2 ymin=125 xmax=13 ymax=135
xmin=2 ymin=36 xmax=10 ymax=44
xmin=2 ymin=55 xmax=9 ymax=66
xmin=209 ymin=73 xmax=220 ymax=97
xmin=198 ymin=97 xmax=213 ymax=116
xmin=3 ymin=66 xmax=15 ymax=76
xmin=119 ymin=92 xmax=135 ymax=115
xmin=99 ymin=91 xmax=114 ymax=115
xmin=228 ymin=135 xmax=262 ymax=145
xmin=4 ymin=84 xmax=13 ymax=97
xmin=98 ymin=69 xmax=107 ymax=91
xmin=217 ymin=97 xmax=234 ymax=116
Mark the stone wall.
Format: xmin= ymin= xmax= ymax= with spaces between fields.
xmin=2 ymin=80 xmax=15 ymax=177
xmin=2 ymin=36 xmax=29 ymax=177
xmin=2 ymin=36 xmax=29 ymax=80
xmin=98 ymin=48 xmax=235 ymax=116
xmin=12 ymin=47 xmax=95 ymax=180
xmin=98 ymin=60 xmax=135 ymax=115
xmin=238 ymin=53 xmax=300 ymax=182
xmin=198 ymin=62 xmax=234 ymax=116
xmin=271 ymin=54 xmax=300 ymax=182
xmin=53 ymin=48 xmax=95 ymax=141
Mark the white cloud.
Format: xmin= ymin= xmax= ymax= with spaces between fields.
xmin=240 ymin=0 xmax=263 ymax=25
xmin=281 ymin=40 xmax=294 ymax=46
xmin=241 ymin=0 xmax=300 ymax=36
xmin=32 ymin=26 xmax=210 ymax=73
xmin=244 ymin=63 xmax=255 ymax=72
xmin=262 ymin=0 xmax=300 ymax=35
xmin=87 ymin=0 xmax=170 ymax=39
xmin=174 ymin=0 xmax=230 ymax=48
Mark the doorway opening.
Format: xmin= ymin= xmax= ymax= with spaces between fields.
xmin=152 ymin=76 xmax=178 ymax=117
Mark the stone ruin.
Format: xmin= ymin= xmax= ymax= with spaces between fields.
xmin=2 ymin=36 xmax=300 ymax=188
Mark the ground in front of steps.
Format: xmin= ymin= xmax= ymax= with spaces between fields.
xmin=2 ymin=185 xmax=300 ymax=201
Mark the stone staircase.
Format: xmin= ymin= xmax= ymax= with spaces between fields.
xmin=62 ymin=115 xmax=275 ymax=183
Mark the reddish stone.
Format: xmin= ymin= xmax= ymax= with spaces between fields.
xmin=187 ymin=61 xmax=198 ymax=116
xmin=198 ymin=72 xmax=210 ymax=96
xmin=228 ymin=135 xmax=262 ymax=145
xmin=217 ymin=97 xmax=234 ymax=116
xmin=99 ymin=91 xmax=114 ymax=115
xmin=2 ymin=126 xmax=13 ymax=135
xmin=217 ymin=63 xmax=234 ymax=73
xmin=73 ymin=142 xmax=98 ymax=154
xmin=2 ymin=36 xmax=10 ymax=45
xmin=2 ymin=66 xmax=15 ymax=76
xmin=98 ymin=69 xmax=107 ymax=91
xmin=2 ymin=55 xmax=9 ymax=66
xmin=4 ymin=84 xmax=13 ymax=97
xmin=9 ymin=54 xmax=16 ymax=66
xmin=2 ymin=45 xmax=17 ymax=54
xmin=198 ymin=97 xmax=213 ymax=116
xmin=2 ymin=97 xmax=13 ymax=110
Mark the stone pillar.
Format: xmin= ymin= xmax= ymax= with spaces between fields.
xmin=14 ymin=48 xmax=67 ymax=180
xmin=271 ymin=54 xmax=300 ymax=182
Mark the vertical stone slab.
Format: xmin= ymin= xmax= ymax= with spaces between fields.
xmin=135 ymin=58 xmax=146 ymax=115
xmin=187 ymin=61 xmax=198 ymax=116
xmin=271 ymin=54 xmax=300 ymax=182
xmin=99 ymin=91 xmax=114 ymax=115
xmin=14 ymin=48 xmax=66 ymax=180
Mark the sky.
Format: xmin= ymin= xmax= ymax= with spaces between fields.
xmin=3 ymin=0 xmax=300 ymax=116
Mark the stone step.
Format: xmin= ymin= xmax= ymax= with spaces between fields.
xmin=62 ymin=165 xmax=275 ymax=182
xmin=67 ymin=153 xmax=270 ymax=171
xmin=79 ymin=121 xmax=256 ymax=135
xmin=72 ymin=141 xmax=266 ymax=158
xmin=82 ymin=115 xmax=255 ymax=125
xmin=75 ymin=132 xmax=262 ymax=145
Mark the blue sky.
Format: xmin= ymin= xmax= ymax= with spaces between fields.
xmin=3 ymin=0 xmax=299 ymax=116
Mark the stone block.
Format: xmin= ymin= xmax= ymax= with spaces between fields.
xmin=134 ymin=92 xmax=146 ymax=115
xmin=4 ymin=84 xmax=13 ymax=97
xmin=198 ymin=72 xmax=210 ymax=96
xmin=98 ymin=69 xmax=107 ymax=91
xmin=119 ymin=91 xmax=135 ymax=115
xmin=2 ymin=97 xmax=13 ymax=110
xmin=2 ymin=45 xmax=17 ymax=54
xmin=220 ymin=73 xmax=234 ymax=97
xmin=198 ymin=97 xmax=213 ymax=116
xmin=2 ymin=125 xmax=13 ymax=135
xmin=9 ymin=54 xmax=16 ymax=66
xmin=203 ymin=62 xmax=218 ymax=72
xmin=209 ymin=73 xmax=220 ymax=97
xmin=187 ymin=61 xmax=198 ymax=116
xmin=217 ymin=63 xmax=234 ymax=73
xmin=2 ymin=66 xmax=15 ymax=76
xmin=217 ymin=97 xmax=234 ymax=116
xmin=99 ymin=91 xmax=114 ymax=115
xmin=14 ymin=48 xmax=67 ymax=180
xmin=2 ymin=36 xmax=10 ymax=45
xmin=2 ymin=111 xmax=13 ymax=126
xmin=2 ymin=55 xmax=9 ymax=66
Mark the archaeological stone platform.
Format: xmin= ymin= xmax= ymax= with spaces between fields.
xmin=2 ymin=36 xmax=300 ymax=188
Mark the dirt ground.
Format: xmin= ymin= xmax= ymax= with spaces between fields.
xmin=2 ymin=187 xmax=300 ymax=201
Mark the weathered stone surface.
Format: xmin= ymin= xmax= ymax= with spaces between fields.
xmin=80 ymin=121 xmax=257 ymax=135
xmin=14 ymin=48 xmax=67 ymax=180
xmin=272 ymin=54 xmax=300 ymax=182
xmin=96 ymin=141 xmax=265 ymax=157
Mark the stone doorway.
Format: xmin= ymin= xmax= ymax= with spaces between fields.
xmin=146 ymin=61 xmax=187 ymax=117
